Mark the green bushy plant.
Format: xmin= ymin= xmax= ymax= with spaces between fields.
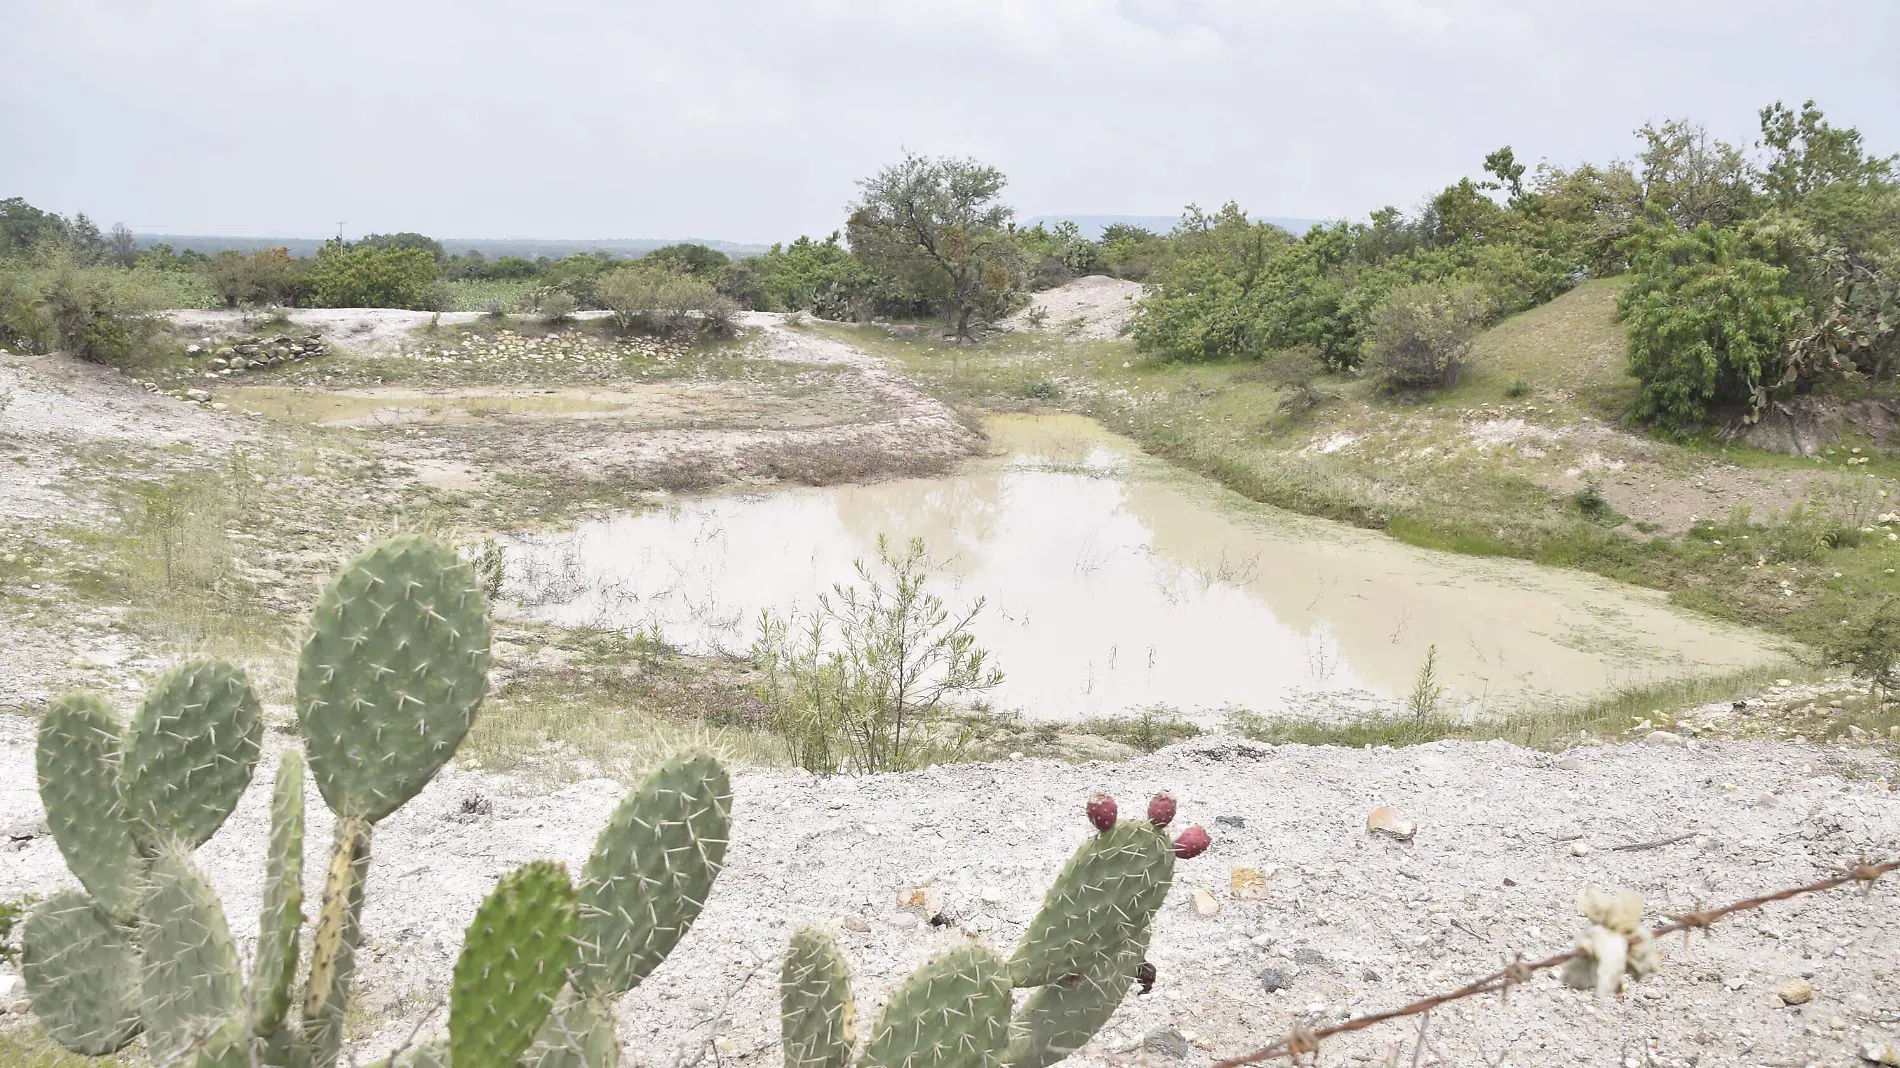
xmin=1364 ymin=281 xmax=1489 ymax=391
xmin=210 ymin=248 xmax=309 ymax=308
xmin=307 ymin=243 xmax=440 ymax=309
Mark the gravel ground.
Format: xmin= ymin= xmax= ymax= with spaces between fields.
xmin=1005 ymin=276 xmax=1143 ymax=340
xmin=3 ymin=726 xmax=1896 ymax=1067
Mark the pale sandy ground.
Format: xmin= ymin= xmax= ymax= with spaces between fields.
xmin=2 ymin=723 xmax=1896 ymax=1068
xmin=1004 ymin=276 xmax=1143 ymax=340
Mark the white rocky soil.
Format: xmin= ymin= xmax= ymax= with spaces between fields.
xmin=1003 ymin=276 xmax=1143 ymax=340
xmin=2 ymin=723 xmax=1896 ymax=1068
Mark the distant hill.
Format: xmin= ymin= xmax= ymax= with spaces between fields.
xmin=130 ymin=234 xmax=774 ymax=260
xmin=1025 ymin=214 xmax=1328 ymax=240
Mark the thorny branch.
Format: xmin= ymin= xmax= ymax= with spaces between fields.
xmin=1213 ymin=858 xmax=1897 ymax=1067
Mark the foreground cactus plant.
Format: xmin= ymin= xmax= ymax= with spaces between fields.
xmin=779 ymin=793 xmax=1209 ymax=1068
xmin=23 ymin=534 xmax=733 ymax=1068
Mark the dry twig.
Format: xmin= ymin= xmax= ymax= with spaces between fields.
xmin=1213 ymin=858 xmax=1896 ymax=1067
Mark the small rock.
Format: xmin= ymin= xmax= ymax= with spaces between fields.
xmin=1862 ymin=1040 xmax=1900 ymax=1066
xmin=186 ymin=389 xmax=211 ymax=402
xmin=1229 ymin=867 xmax=1268 ymax=901
xmin=185 ymin=343 xmax=202 ymax=355
xmin=208 ymin=357 xmax=229 ymax=369
xmin=979 ymin=885 xmax=1005 ymax=904
xmin=1366 ymin=805 xmax=1417 ymax=841
xmin=887 ymin=912 xmax=920 ymax=929
xmin=1847 ymin=724 xmax=1869 ymax=742
xmin=1557 ymin=756 xmax=1582 ymax=771
xmin=1569 ymin=840 xmax=1593 ymax=857
xmin=7 ymin=998 xmax=31 ymax=1015
xmin=894 ymin=886 xmax=942 ymax=915
xmin=1142 ymin=1028 xmax=1189 ymax=1060
xmin=1778 ymin=978 xmax=1813 ymax=1005
xmin=0 ymin=975 xmax=21 ymax=1000
xmin=2 ymin=819 xmax=47 ymax=841
xmin=1644 ymin=730 xmax=1684 ymax=747
xmin=1257 ymin=967 xmax=1295 ymax=993
xmin=1361 ymin=968 xmax=1382 ymax=982
xmin=1214 ymin=814 xmax=1247 ymax=829
xmin=1190 ymin=888 xmax=1220 ymax=916
xmin=839 ymin=916 xmax=870 ymax=933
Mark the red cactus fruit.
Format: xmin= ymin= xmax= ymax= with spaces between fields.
xmin=1172 ymin=825 xmax=1211 ymax=859
xmin=1147 ymin=792 xmax=1177 ymax=827
xmin=1086 ymin=793 xmax=1117 ymax=832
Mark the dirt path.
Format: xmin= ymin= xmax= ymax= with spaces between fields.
xmin=1 ymin=725 xmax=1894 ymax=1067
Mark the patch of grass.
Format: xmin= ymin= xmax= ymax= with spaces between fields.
xmin=1 ymin=891 xmax=39 ymax=967
xmin=1074 ymin=706 xmax=1204 ymax=753
xmin=1227 ymin=662 xmax=1816 ymax=751
xmin=0 ymin=1028 xmax=142 ymax=1067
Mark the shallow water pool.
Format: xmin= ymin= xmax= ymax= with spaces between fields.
xmin=503 ymin=414 xmax=1785 ymax=724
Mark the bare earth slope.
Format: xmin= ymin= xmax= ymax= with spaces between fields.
xmin=2 ymin=726 xmax=1894 ymax=1067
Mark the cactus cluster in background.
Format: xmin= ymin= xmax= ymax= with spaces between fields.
xmin=22 ymin=531 xmax=1193 ymax=1068
xmin=779 ymin=793 xmax=1211 ymax=1068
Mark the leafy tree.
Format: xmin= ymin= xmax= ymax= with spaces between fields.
xmin=108 ymin=223 xmax=139 ymax=267
xmin=0 ymin=197 xmax=69 ymax=258
xmin=1634 ymin=120 xmax=1756 ymax=229
xmin=360 ymin=231 xmax=445 ymax=260
xmin=641 ymin=242 xmax=730 ymax=276
xmin=750 ymin=233 xmax=876 ymax=316
xmin=1758 ymin=99 xmax=1897 ymax=207
xmin=306 ymin=242 xmax=439 ymax=309
xmin=847 ymin=153 xmax=1028 ymax=338
xmin=1618 ymin=219 xmax=1799 ymax=436
xmin=211 ymin=248 xmax=308 ymax=307
xmin=1364 ymin=281 xmax=1490 ymax=391
xmin=1129 ymin=204 xmax=1296 ymax=361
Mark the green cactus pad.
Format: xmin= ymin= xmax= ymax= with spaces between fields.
xmin=297 ymin=534 xmax=492 ymax=823
xmin=121 ymin=657 xmax=262 ymax=851
xmin=140 ymin=846 xmax=244 ymax=1062
xmin=782 ymin=928 xmax=856 ymax=1068
xmin=250 ymin=752 xmax=306 ymax=1038
xmin=858 ymin=943 xmax=1010 ymax=1068
xmin=1007 ymin=821 xmax=1173 ymax=988
xmin=1003 ymin=937 xmax=1146 ymax=1068
xmin=571 ymin=752 xmax=731 ymax=997
xmin=20 ymin=890 xmax=143 ymax=1055
xmin=175 ymin=1017 xmax=254 ymax=1068
xmin=526 ymin=989 xmax=621 ymax=1068
xmin=450 ymin=860 xmax=578 ymax=1068
xmin=35 ymin=693 xmax=140 ymax=919
xmin=303 ymin=817 xmax=372 ymax=1068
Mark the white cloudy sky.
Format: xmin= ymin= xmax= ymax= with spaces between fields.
xmin=4 ymin=1 xmax=1896 ymax=243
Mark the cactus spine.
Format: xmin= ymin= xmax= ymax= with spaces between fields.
xmin=451 ymin=861 xmax=578 ymax=1068
xmin=19 ymin=891 xmax=142 ymax=1055
xmin=34 ymin=693 xmax=140 ymax=921
xmin=859 ymin=944 xmax=1011 ymax=1068
xmin=781 ymin=928 xmax=856 ymax=1068
xmin=250 ymin=753 xmax=305 ymax=1041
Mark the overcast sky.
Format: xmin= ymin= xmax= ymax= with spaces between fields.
xmin=4 ymin=1 xmax=1896 ymax=244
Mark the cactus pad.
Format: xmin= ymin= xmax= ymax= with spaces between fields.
xmin=782 ymin=928 xmax=856 ymax=1068
xmin=304 ymin=817 xmax=372 ymax=1068
xmin=36 ymin=693 xmax=140 ymax=919
xmin=526 ymin=989 xmax=621 ymax=1068
xmin=451 ymin=860 xmax=578 ymax=1068
xmin=1007 ymin=821 xmax=1173 ymax=988
xmin=121 ymin=657 xmax=262 ymax=851
xmin=250 ymin=751 xmax=306 ymax=1039
xmin=571 ymin=752 xmax=731 ymax=997
xmin=1003 ymin=940 xmax=1146 ymax=1068
xmin=297 ymin=534 xmax=492 ymax=823
xmin=20 ymin=890 xmax=143 ymax=1055
xmin=139 ymin=845 xmax=244 ymax=1062
xmin=858 ymin=943 xmax=1010 ymax=1068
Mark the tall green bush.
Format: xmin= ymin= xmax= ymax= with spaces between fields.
xmin=306 ymin=243 xmax=440 ymax=309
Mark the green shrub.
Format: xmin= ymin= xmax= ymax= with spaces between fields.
xmin=305 ymin=243 xmax=439 ymax=309
xmin=0 ymin=271 xmax=53 ymax=352
xmin=597 ymin=265 xmax=739 ymax=337
xmin=210 ymin=248 xmax=309 ymax=307
xmin=1364 ymin=281 xmax=1490 ymax=391
xmin=1618 ymin=220 xmax=1799 ymax=438
xmin=40 ymin=259 xmax=154 ymax=364
xmin=1825 ymin=598 xmax=1900 ymax=694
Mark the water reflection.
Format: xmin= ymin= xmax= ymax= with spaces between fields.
xmin=503 ymin=414 xmax=1784 ymax=724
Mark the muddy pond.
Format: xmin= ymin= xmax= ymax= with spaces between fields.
xmin=503 ymin=414 xmax=1786 ymax=725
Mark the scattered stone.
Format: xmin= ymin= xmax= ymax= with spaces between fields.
xmin=1645 ymin=730 xmax=1685 ymax=747
xmin=1136 ymin=961 xmax=1156 ymax=995
xmin=1229 ymin=867 xmax=1268 ymax=901
xmin=1568 ymin=840 xmax=1593 ymax=857
xmin=4 ymin=818 xmax=48 ymax=840
xmin=979 ymin=885 xmax=1005 ymax=904
xmin=1557 ymin=756 xmax=1582 ymax=772
xmin=886 ymin=911 xmax=919 ymax=929
xmin=1847 ymin=724 xmax=1869 ymax=742
xmin=0 ymin=974 xmax=22 ymax=1001
xmin=1142 ymin=1028 xmax=1189 ymax=1059
xmin=186 ymin=389 xmax=211 ymax=402
xmin=7 ymin=998 xmax=31 ymax=1015
xmin=1778 ymin=978 xmax=1813 ymax=1005
xmin=839 ymin=916 xmax=870 ymax=933
xmin=1214 ymin=814 xmax=1247 ymax=829
xmin=894 ymin=886 xmax=942 ymax=915
xmin=1190 ymin=887 xmax=1220 ymax=916
xmin=1366 ymin=805 xmax=1417 ymax=841
xmin=1862 ymin=1041 xmax=1900 ymax=1066
xmin=1257 ymin=966 xmax=1295 ymax=993
xmin=1361 ymin=968 xmax=1382 ymax=982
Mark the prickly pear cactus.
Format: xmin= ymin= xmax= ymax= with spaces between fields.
xmin=121 ymin=657 xmax=262 ymax=851
xmin=781 ymin=928 xmax=856 ymax=1068
xmin=34 ymin=693 xmax=139 ymax=919
xmin=570 ymin=752 xmax=732 ymax=998
xmin=1006 ymin=820 xmax=1174 ymax=987
xmin=139 ymin=845 xmax=244 ymax=1063
xmin=1003 ymin=939 xmax=1147 ymax=1068
xmin=250 ymin=752 xmax=306 ymax=1040
xmin=858 ymin=944 xmax=1011 ymax=1068
xmin=18 ymin=891 xmax=143 ymax=1055
xmin=451 ymin=860 xmax=578 ymax=1068
xmin=297 ymin=533 xmax=492 ymax=824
